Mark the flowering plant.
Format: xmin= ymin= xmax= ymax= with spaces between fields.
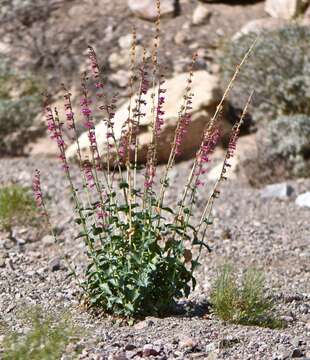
xmin=34 ymin=2 xmax=254 ymax=317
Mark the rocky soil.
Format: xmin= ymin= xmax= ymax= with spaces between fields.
xmin=0 ymin=156 xmax=309 ymax=359
xmin=1 ymin=0 xmax=310 ymax=359
xmin=1 ymin=0 xmax=267 ymax=96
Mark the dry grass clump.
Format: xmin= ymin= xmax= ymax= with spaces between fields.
xmin=210 ymin=264 xmax=284 ymax=328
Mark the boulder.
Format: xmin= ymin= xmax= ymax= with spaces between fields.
xmin=128 ymin=0 xmax=176 ymax=21
xmin=260 ymin=182 xmax=294 ymax=199
xmin=242 ymin=115 xmax=310 ymax=186
xmin=295 ymin=192 xmax=310 ymax=208
xmin=66 ymin=71 xmax=223 ymax=164
xmin=265 ymin=0 xmax=309 ymax=19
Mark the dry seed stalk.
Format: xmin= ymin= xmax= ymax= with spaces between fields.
xmin=175 ymin=39 xmax=257 ymax=221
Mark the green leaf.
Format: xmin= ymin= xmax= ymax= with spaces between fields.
xmin=119 ymin=181 xmax=129 ymax=189
xmin=99 ymin=283 xmax=113 ymax=295
xmin=92 ymin=226 xmax=104 ymax=236
xmin=203 ymin=218 xmax=213 ymax=225
xmin=75 ymin=231 xmax=88 ymax=240
xmin=125 ymin=303 xmax=134 ymax=313
xmin=160 ymin=206 xmax=175 ymax=215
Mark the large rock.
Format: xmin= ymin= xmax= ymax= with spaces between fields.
xmin=242 ymin=115 xmax=310 ymax=186
xmin=128 ymin=0 xmax=176 ymax=21
xmin=295 ymin=192 xmax=310 ymax=208
xmin=260 ymin=182 xmax=294 ymax=199
xmin=66 ymin=71 xmax=223 ymax=164
xmin=265 ymin=0 xmax=308 ymax=19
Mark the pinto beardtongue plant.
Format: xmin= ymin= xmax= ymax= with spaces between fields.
xmin=34 ymin=5 xmax=255 ymax=317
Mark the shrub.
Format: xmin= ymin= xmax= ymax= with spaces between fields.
xmin=0 ymin=185 xmax=37 ymax=232
xmin=33 ymin=4 xmax=255 ymax=317
xmin=0 ymin=61 xmax=42 ymax=155
xmin=1 ymin=306 xmax=81 ymax=360
xmin=210 ymin=264 xmax=283 ymax=328
xmin=243 ymin=114 xmax=310 ymax=186
xmin=219 ymin=25 xmax=310 ymax=125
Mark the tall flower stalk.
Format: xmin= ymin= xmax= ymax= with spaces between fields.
xmin=156 ymin=51 xmax=197 ymax=215
xmin=197 ymin=91 xmax=254 ymax=250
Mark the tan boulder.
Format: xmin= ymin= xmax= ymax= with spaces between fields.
xmin=66 ymin=71 xmax=223 ymax=164
xmin=128 ymin=0 xmax=176 ymax=21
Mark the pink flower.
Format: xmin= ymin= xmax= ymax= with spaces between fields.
xmin=80 ymin=79 xmax=102 ymax=169
xmin=83 ymin=161 xmax=95 ymax=189
xmin=81 ymin=107 xmax=92 ymax=117
xmin=87 ymin=46 xmax=102 ymax=82
xmin=44 ymin=96 xmax=70 ymax=174
xmin=118 ymin=129 xmax=130 ymax=162
xmin=95 ymin=203 xmax=107 ymax=228
xmin=154 ymin=78 xmax=166 ymax=136
xmin=144 ymin=162 xmax=156 ymax=190
xmin=194 ymin=127 xmax=220 ymax=186
xmin=32 ymin=169 xmax=47 ymax=216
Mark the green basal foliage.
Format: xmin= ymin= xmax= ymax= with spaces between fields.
xmin=81 ymin=191 xmax=204 ymax=317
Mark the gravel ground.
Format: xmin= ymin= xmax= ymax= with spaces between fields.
xmin=0 ymin=156 xmax=309 ymax=359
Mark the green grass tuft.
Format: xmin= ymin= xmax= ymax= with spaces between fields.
xmin=0 ymin=185 xmax=37 ymax=232
xmin=1 ymin=306 xmax=81 ymax=360
xmin=210 ymin=264 xmax=284 ymax=328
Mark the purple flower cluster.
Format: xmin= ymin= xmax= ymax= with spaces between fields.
xmin=139 ymin=66 xmax=149 ymax=96
xmin=80 ymin=81 xmax=101 ymax=170
xmin=144 ymin=159 xmax=156 ymax=189
xmin=96 ymin=203 xmax=107 ymax=228
xmin=88 ymin=46 xmax=105 ymax=101
xmin=83 ymin=160 xmax=95 ymax=189
xmin=227 ymin=127 xmax=239 ymax=159
xmin=44 ymin=99 xmax=69 ymax=172
xmin=118 ymin=128 xmax=130 ymax=162
xmin=155 ymin=77 xmax=166 ymax=136
xmin=220 ymin=123 xmax=240 ymax=181
xmin=80 ymin=96 xmax=93 ymax=121
xmin=194 ymin=127 xmax=220 ymax=186
xmin=87 ymin=46 xmax=100 ymax=80
xmin=99 ymin=94 xmax=118 ymax=148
